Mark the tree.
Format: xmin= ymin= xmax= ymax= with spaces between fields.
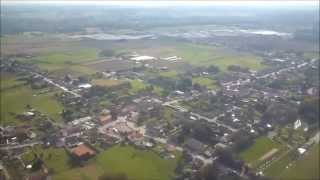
xmin=262 ymin=103 xmax=298 ymax=125
xmin=299 ymin=96 xmax=319 ymax=125
xmin=231 ymin=130 xmax=254 ymax=152
xmin=207 ymin=65 xmax=220 ymax=74
xmin=177 ymin=78 xmax=192 ymax=91
xmin=62 ymin=109 xmax=74 ymax=122
xmin=100 ymin=49 xmax=116 ymax=57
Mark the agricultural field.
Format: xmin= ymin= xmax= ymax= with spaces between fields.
xmin=95 ymin=145 xmax=180 ymax=180
xmin=23 ymin=145 xmax=180 ymax=180
xmin=0 ymin=74 xmax=63 ymax=125
xmin=239 ymin=136 xmax=283 ymax=167
xmin=32 ymin=49 xmax=99 ymax=65
xmin=32 ymin=49 xmax=100 ymax=76
xmin=159 ymin=71 xmax=178 ymax=78
xmin=263 ymin=150 xmax=294 ymax=177
xmin=92 ymin=78 xmax=124 ymax=88
xmin=129 ymin=40 xmax=265 ymax=71
xmin=278 ymin=143 xmax=319 ymax=180
xmin=22 ymin=146 xmax=71 ymax=174
xmin=82 ymin=38 xmax=265 ymax=72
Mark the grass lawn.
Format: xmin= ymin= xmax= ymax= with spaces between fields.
xmin=263 ymin=150 xmax=293 ymax=177
xmin=0 ymin=73 xmax=26 ymax=90
xmin=129 ymin=79 xmax=147 ymax=94
xmin=22 ymin=146 xmax=71 ymax=174
xmin=95 ymin=145 xmax=180 ymax=180
xmin=92 ymin=79 xmax=124 ymax=87
xmin=37 ymin=145 xmax=181 ymax=180
xmin=192 ymin=77 xmax=218 ymax=90
xmin=152 ymin=86 xmax=165 ymax=97
xmin=239 ymin=137 xmax=283 ymax=167
xmin=1 ymin=75 xmax=63 ymax=125
xmin=279 ymin=143 xmax=319 ymax=180
xmin=304 ymin=51 xmax=320 ymax=60
xmin=159 ymin=71 xmax=178 ymax=78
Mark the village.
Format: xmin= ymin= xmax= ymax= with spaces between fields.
xmin=1 ymin=43 xmax=319 ymax=180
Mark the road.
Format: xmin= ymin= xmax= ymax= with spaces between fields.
xmin=31 ymin=72 xmax=81 ymax=97
xmin=223 ymin=62 xmax=309 ymax=88
xmin=190 ymin=112 xmax=237 ymax=132
xmin=163 ymin=100 xmax=237 ymax=132
xmin=0 ymin=141 xmax=42 ymax=150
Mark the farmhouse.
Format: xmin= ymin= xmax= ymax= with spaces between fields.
xmin=72 ymin=143 xmax=96 ymax=159
xmin=130 ymin=56 xmax=156 ymax=61
xmin=99 ymin=109 xmax=112 ymax=125
xmin=78 ymin=83 xmax=92 ymax=89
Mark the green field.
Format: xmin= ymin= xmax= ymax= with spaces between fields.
xmin=33 ymin=49 xmax=99 ymax=65
xmin=192 ymin=77 xmax=218 ymax=90
xmin=25 ymin=145 xmax=180 ymax=180
xmin=278 ymin=143 xmax=319 ymax=180
xmin=95 ymin=145 xmax=180 ymax=180
xmin=23 ymin=146 xmax=70 ymax=174
xmin=92 ymin=79 xmax=124 ymax=87
xmin=159 ymin=71 xmax=178 ymax=78
xmin=1 ymin=74 xmax=63 ymax=125
xmin=172 ymin=43 xmax=265 ymax=71
xmin=30 ymin=49 xmax=99 ymax=76
xmin=239 ymin=137 xmax=283 ymax=167
xmin=0 ymin=74 xmax=26 ymax=90
xmin=129 ymin=79 xmax=147 ymax=93
xmin=263 ymin=151 xmax=293 ymax=177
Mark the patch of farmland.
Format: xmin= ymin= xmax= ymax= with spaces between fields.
xmin=87 ymin=59 xmax=137 ymax=72
xmin=239 ymin=136 xmax=283 ymax=167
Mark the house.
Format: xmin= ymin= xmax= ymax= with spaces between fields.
xmin=69 ymin=116 xmax=92 ymax=126
xmin=71 ymin=143 xmax=96 ymax=160
xmin=128 ymin=131 xmax=144 ymax=142
xmin=61 ymin=126 xmax=82 ymax=137
xmin=78 ymin=83 xmax=92 ymax=89
xmin=110 ymin=121 xmax=134 ymax=134
xmin=99 ymin=109 xmax=112 ymax=125
xmin=100 ymin=115 xmax=112 ymax=125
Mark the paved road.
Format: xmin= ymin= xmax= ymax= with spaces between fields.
xmin=31 ymin=72 xmax=81 ymax=97
xmin=163 ymin=100 xmax=237 ymax=132
xmin=0 ymin=141 xmax=42 ymax=150
xmin=190 ymin=112 xmax=237 ymax=132
xmin=223 ymin=62 xmax=309 ymax=88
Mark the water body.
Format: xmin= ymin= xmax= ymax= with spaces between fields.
xmin=68 ymin=33 xmax=154 ymax=40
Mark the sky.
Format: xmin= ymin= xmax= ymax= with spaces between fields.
xmin=2 ymin=0 xmax=319 ymax=7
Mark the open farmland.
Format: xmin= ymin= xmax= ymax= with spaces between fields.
xmin=86 ymin=59 xmax=137 ymax=72
xmin=0 ymin=74 xmax=63 ymax=125
xmin=23 ymin=145 xmax=180 ymax=180
xmin=239 ymin=137 xmax=283 ymax=167
xmin=92 ymin=78 xmax=125 ymax=87
xmin=23 ymin=146 xmax=71 ymax=174
xmin=32 ymin=49 xmax=99 ymax=64
xmin=123 ymin=40 xmax=265 ymax=71
xmin=278 ymin=143 xmax=319 ymax=179
xmin=78 ymin=38 xmax=265 ymax=72
xmin=95 ymin=145 xmax=180 ymax=180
